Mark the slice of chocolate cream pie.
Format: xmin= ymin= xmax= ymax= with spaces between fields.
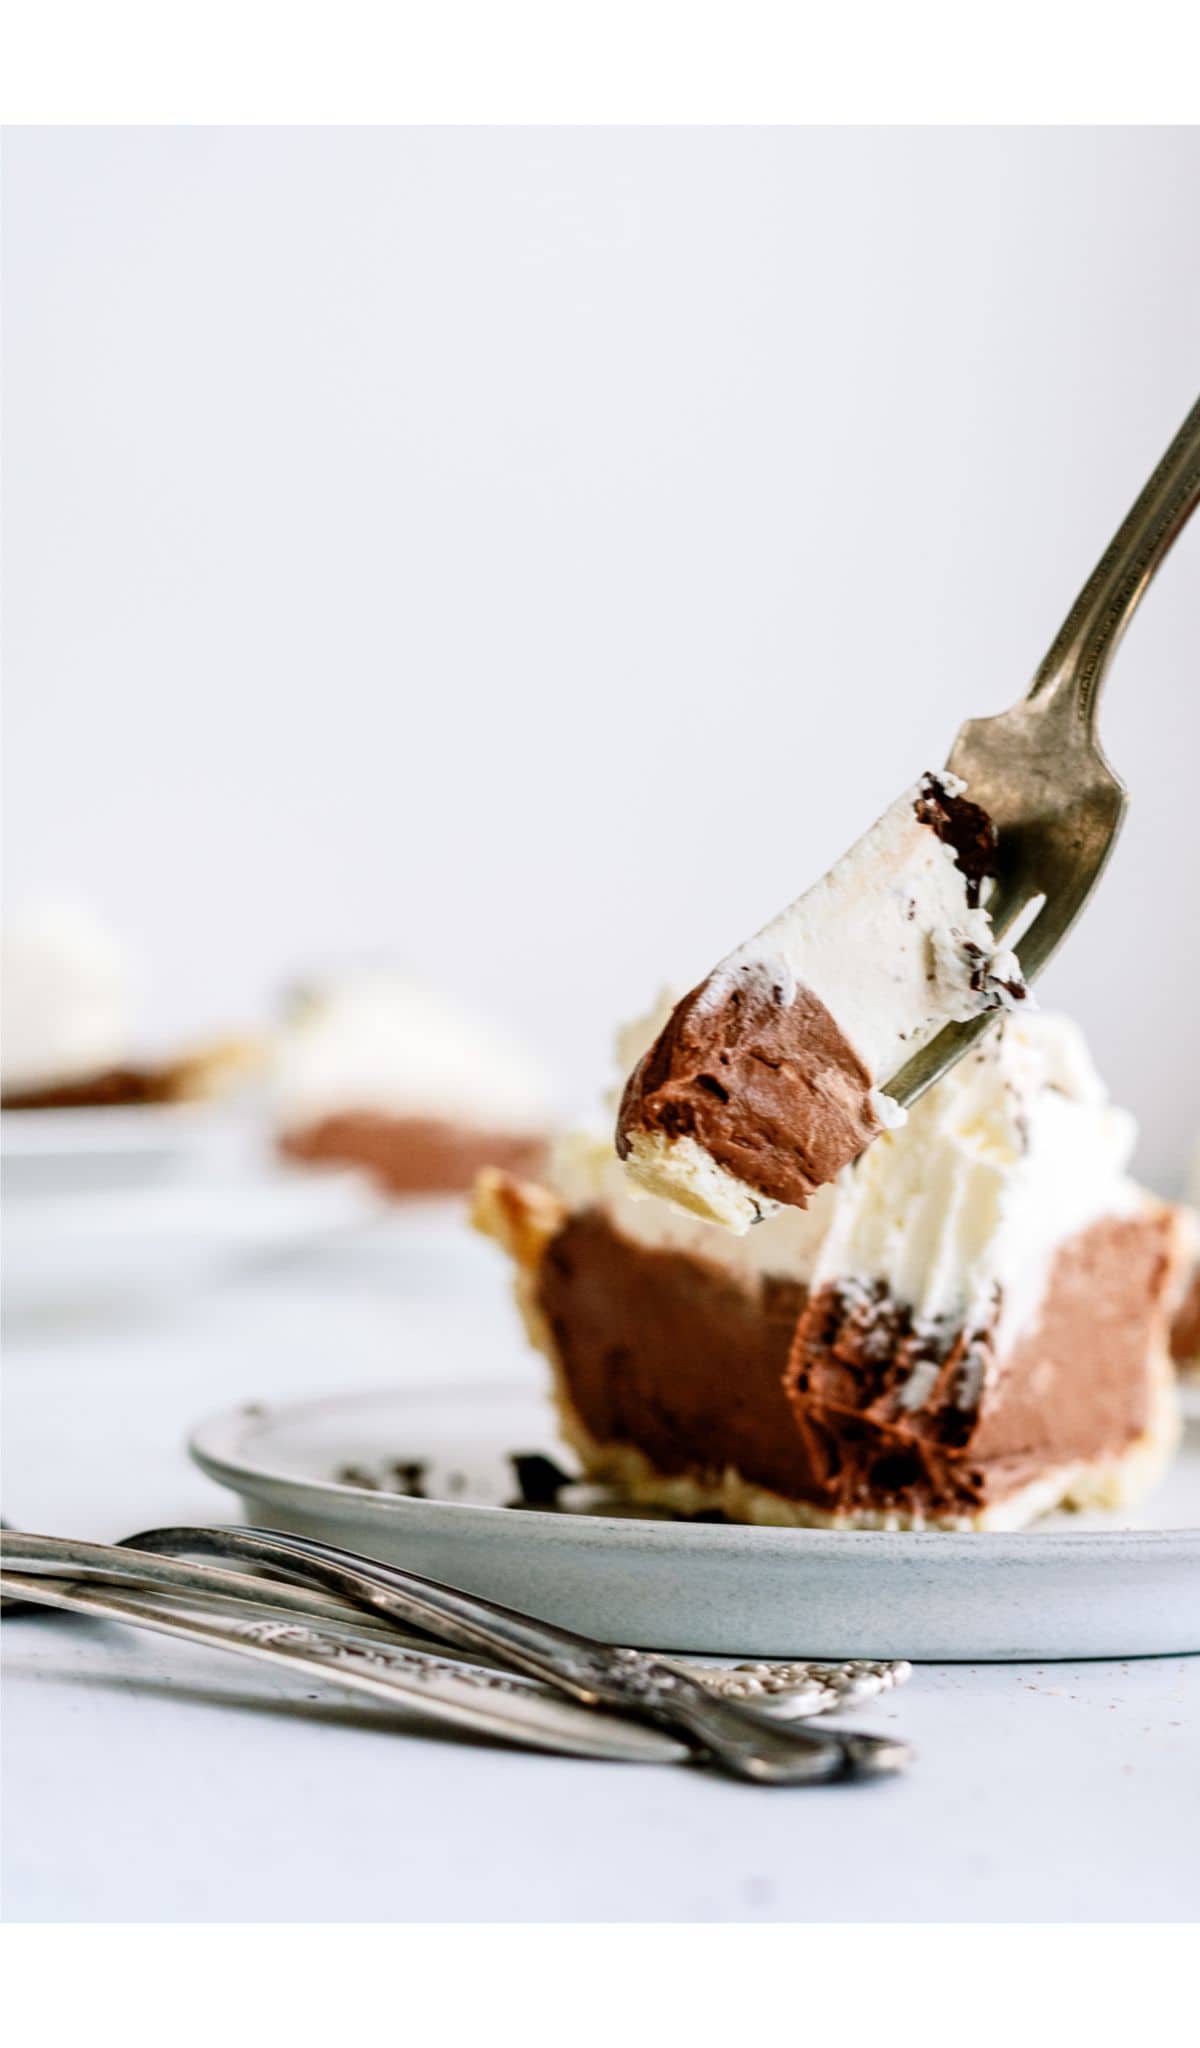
xmin=476 ymin=1011 xmax=1183 ymax=1530
xmin=616 ymin=773 xmax=1026 ymax=1230
xmin=275 ymin=972 xmax=551 ymax=1196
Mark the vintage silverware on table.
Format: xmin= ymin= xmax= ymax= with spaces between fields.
xmin=888 ymin=392 xmax=1200 ymax=1112
xmin=1 ymin=1527 xmax=913 ymax=1785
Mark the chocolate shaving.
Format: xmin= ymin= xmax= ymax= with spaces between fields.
xmin=506 ymin=1451 xmax=575 ymax=1508
xmin=914 ymin=774 xmax=998 ymax=909
xmin=335 ymin=1456 xmax=428 ymax=1497
xmin=388 ymin=1459 xmax=429 ymax=1499
xmin=335 ymin=1463 xmax=382 ymax=1491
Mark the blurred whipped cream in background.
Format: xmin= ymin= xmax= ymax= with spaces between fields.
xmin=1 ymin=900 xmax=137 ymax=1094
xmin=274 ymin=971 xmax=555 ymax=1137
xmin=272 ymin=968 xmax=554 ymax=1195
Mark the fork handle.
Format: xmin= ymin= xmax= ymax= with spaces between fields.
xmin=124 ymin=1526 xmax=910 ymax=1784
xmin=1029 ymin=394 xmax=1200 ymax=727
xmin=0 ymin=1567 xmax=689 ymax=1765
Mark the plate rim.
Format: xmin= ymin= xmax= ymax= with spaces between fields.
xmin=188 ymin=1380 xmax=1200 ymax=1561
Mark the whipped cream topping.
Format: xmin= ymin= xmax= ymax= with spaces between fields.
xmin=1 ymin=902 xmax=135 ymax=1092
xmin=807 ymin=1011 xmax=1142 ymax=1352
xmin=274 ymin=972 xmax=555 ymax=1134
xmin=567 ymin=1008 xmax=1142 ymax=1354
xmin=698 ymin=774 xmax=1025 ymax=1104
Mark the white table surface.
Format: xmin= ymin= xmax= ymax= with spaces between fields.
xmin=4 ymin=1208 xmax=1198 ymax=1924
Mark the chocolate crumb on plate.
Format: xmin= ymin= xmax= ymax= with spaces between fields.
xmin=388 ymin=1459 xmax=429 ymax=1499
xmin=507 ymin=1451 xmax=576 ymax=1508
xmin=335 ymin=1463 xmax=382 ymax=1491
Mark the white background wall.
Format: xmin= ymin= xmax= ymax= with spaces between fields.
xmin=4 ymin=127 xmax=1198 ymax=1187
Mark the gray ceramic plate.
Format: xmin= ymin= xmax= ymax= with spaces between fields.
xmin=190 ymin=1381 xmax=1200 ymax=1660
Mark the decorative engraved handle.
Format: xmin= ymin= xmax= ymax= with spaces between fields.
xmin=0 ymin=1563 xmax=687 ymax=1766
xmin=5 ymin=1529 xmax=915 ymax=1785
xmin=120 ymin=1527 xmax=913 ymax=1785
xmin=578 ymin=1647 xmax=912 ymax=1785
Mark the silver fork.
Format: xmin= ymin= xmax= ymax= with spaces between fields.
xmin=126 ymin=1525 xmax=913 ymax=1783
xmin=2 ymin=1529 xmax=907 ymax=1718
xmin=1 ymin=1561 xmax=690 ymax=1767
xmin=2 ymin=1528 xmax=912 ymax=1785
xmin=888 ymin=393 xmax=1200 ymax=1110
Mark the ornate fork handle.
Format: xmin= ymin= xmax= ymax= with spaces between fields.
xmin=123 ymin=1526 xmax=914 ymax=1785
xmin=692 ymin=1657 xmax=911 ymax=1717
xmin=569 ymin=1644 xmax=911 ymax=1785
xmin=0 ymin=1566 xmax=687 ymax=1767
xmin=1 ymin=1531 xmax=910 ymax=1716
xmin=4 ymin=1528 xmax=915 ymax=1783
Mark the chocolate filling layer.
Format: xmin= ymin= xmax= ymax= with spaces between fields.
xmin=535 ymin=1206 xmax=1173 ymax=1521
xmin=537 ymin=1208 xmax=814 ymax=1498
xmin=1170 ymin=1266 xmax=1200 ymax=1369
xmin=616 ymin=977 xmax=882 ymax=1211
xmin=281 ymin=1111 xmax=545 ymax=1197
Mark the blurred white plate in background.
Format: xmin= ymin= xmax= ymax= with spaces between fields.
xmin=3 ymin=1166 xmax=380 ymax=1310
xmin=1 ymin=1103 xmax=255 ymax=1198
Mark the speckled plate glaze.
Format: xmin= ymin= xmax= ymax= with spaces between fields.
xmin=190 ymin=1381 xmax=1200 ymax=1661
